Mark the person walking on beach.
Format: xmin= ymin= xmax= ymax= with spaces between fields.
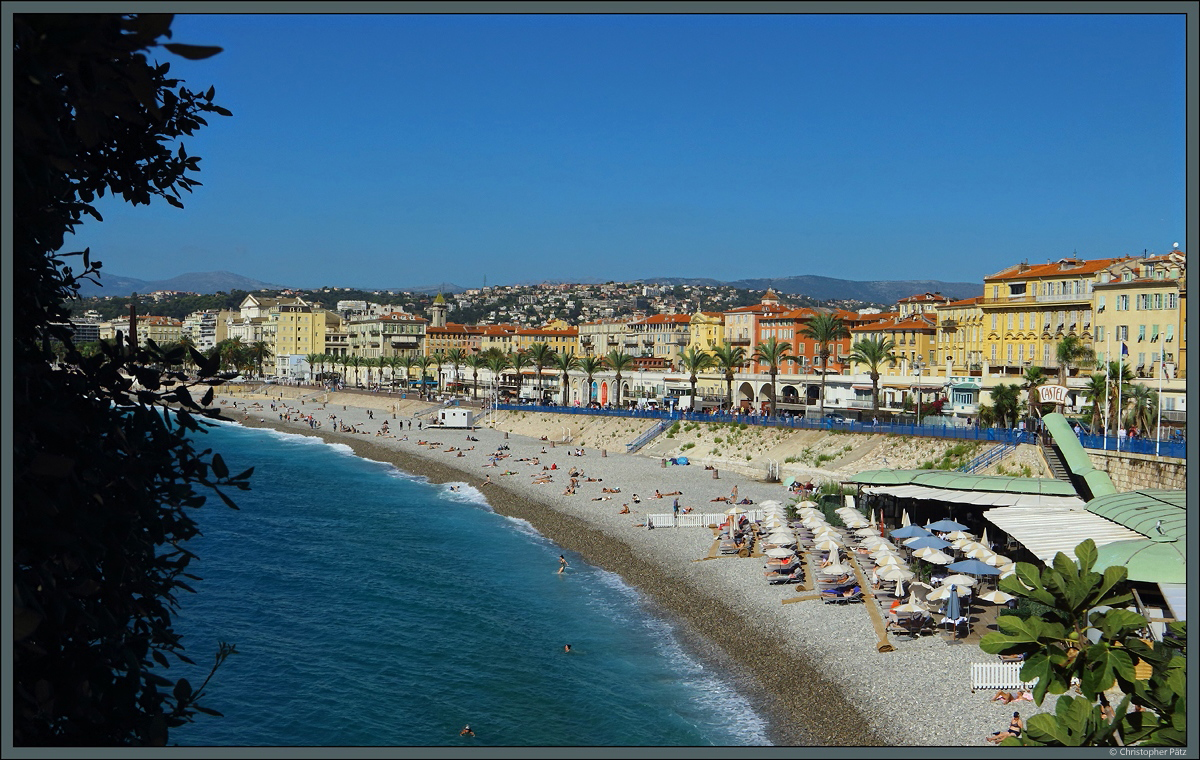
xmin=558 ymin=555 xmax=568 ymax=574
xmin=673 ymin=498 xmax=680 ymax=517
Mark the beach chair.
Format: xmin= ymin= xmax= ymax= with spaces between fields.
xmin=764 ymin=566 xmax=804 ymax=584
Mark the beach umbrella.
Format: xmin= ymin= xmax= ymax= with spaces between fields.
xmin=845 ymin=518 xmax=871 ymax=529
xmin=767 ymin=534 xmax=797 ymax=546
xmin=956 ymin=541 xmax=986 ymax=554
xmin=943 ymin=585 xmax=965 ymax=636
xmin=822 ymin=560 xmax=853 ymax=575
xmin=984 ymin=554 xmax=1012 ymax=567
xmin=978 ymin=589 xmax=1015 ymax=605
xmin=813 ymin=538 xmax=843 ymax=551
xmin=878 ymin=565 xmax=914 ymax=582
xmin=928 ymin=584 xmax=971 ymax=600
xmin=765 ymin=547 xmax=796 ymax=559
xmin=947 ymin=558 xmax=1001 ymax=576
xmin=965 ymin=546 xmax=997 ymax=561
xmin=783 ymin=477 xmax=797 ymax=488
xmin=870 ymin=546 xmax=900 ymax=558
xmin=940 ymin=574 xmax=978 ymax=587
xmin=921 ymin=550 xmax=954 ymax=565
xmin=854 ymin=527 xmax=879 ymax=537
xmin=875 ymin=554 xmax=906 ymax=567
xmin=861 ymin=536 xmax=890 ymax=548
xmin=894 ymin=592 xmax=928 ymax=615
xmin=759 ymin=500 xmax=784 ymax=510
xmin=725 ymin=506 xmax=747 ymax=516
xmin=980 ymin=526 xmax=990 ymax=547
xmin=912 ymin=547 xmax=943 ymax=560
xmin=944 ymin=530 xmax=974 ymax=541
xmin=761 ymin=516 xmax=787 ymax=528
xmin=950 ymin=538 xmax=976 ymax=551
xmin=798 ymin=500 xmax=817 ymax=508
xmin=926 ymin=519 xmax=968 ymax=533
xmin=904 ymin=535 xmax=951 ymax=551
xmin=890 ymin=525 xmax=932 ymax=540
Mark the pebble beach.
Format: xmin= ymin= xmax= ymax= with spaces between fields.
xmin=214 ymin=387 xmax=1059 ymax=746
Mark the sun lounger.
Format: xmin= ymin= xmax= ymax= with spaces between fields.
xmin=820 ymin=585 xmax=864 ymax=604
xmin=764 ymin=566 xmax=804 ymax=584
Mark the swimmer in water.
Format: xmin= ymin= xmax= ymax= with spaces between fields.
xmin=564 ymin=644 xmax=572 ymax=653
xmin=460 ymin=725 xmax=474 ymax=737
xmin=558 ymin=555 xmax=568 ymax=574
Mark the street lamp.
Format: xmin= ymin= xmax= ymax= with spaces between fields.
xmin=912 ymin=357 xmax=926 ymax=426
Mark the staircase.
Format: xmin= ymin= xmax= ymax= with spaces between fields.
xmin=1040 ymin=439 xmax=1071 ymax=482
xmin=957 ymin=443 xmax=1015 ymax=474
xmin=626 ymin=420 xmax=667 ymax=454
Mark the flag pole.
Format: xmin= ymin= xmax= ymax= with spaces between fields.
xmin=1104 ymin=331 xmax=1110 ymax=451
xmin=1156 ymin=350 xmax=1163 ymax=457
xmin=1117 ymin=342 xmax=1124 ymax=453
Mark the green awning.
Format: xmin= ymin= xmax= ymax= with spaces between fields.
xmin=845 ymin=469 xmax=940 ymax=486
xmin=1042 ymin=412 xmax=1116 ymax=498
xmin=1086 ymin=490 xmax=1187 ymax=541
xmin=909 ymin=471 xmax=1078 ymax=496
xmin=1094 ymin=538 xmax=1186 ymax=584
xmin=950 ymin=382 xmax=981 ymax=391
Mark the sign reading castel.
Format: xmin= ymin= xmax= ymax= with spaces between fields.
xmin=1037 ymin=384 xmax=1069 ymax=405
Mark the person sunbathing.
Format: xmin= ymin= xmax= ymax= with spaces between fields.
xmin=680 ymin=506 xmax=693 ymax=514
xmin=563 ymin=487 xmax=575 ymax=495
xmin=601 ymin=487 xmax=621 ymax=493
xmin=710 ymin=496 xmax=729 ymax=503
xmin=660 ymin=490 xmax=682 ymax=497
xmin=986 ymin=712 xmax=1023 ymax=744
xmin=585 ymin=477 xmax=601 ymax=482
xmin=992 ymin=691 xmax=1017 ymax=704
xmin=618 ymin=504 xmax=631 ymax=514
xmin=591 ymin=496 xmax=612 ymax=501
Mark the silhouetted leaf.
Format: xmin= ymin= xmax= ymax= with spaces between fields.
xmin=163 ymin=43 xmax=223 ymax=60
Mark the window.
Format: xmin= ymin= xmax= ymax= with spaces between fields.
xmin=1151 ymin=324 xmax=1159 ymax=341
xmin=1006 ymin=344 xmax=1013 ymax=363
xmin=991 ymin=314 xmax=998 ymax=330
xmin=1097 ymin=294 xmax=1106 ymax=311
xmin=1117 ymin=325 xmax=1128 ymax=341
xmin=1165 ymin=324 xmax=1174 ymax=342
xmin=1018 ymin=344 xmax=1025 ymax=363
xmin=1043 ymin=343 xmax=1050 ymax=365
xmin=992 ymin=285 xmax=1000 ymax=299
xmin=1152 ymin=352 xmax=1160 ymax=365
xmin=1116 ymin=295 xmax=1129 ymax=311
xmin=1154 ymin=293 xmax=1163 ymax=310
xmin=991 ymin=344 xmax=997 ymax=362
xmin=1018 ymin=313 xmax=1024 ymax=330
xmin=1167 ymin=293 xmax=1178 ymax=309
xmin=1138 ymin=325 xmax=1146 ymax=342
xmin=1007 ymin=314 xmax=1013 ymax=330
xmin=1137 ymin=352 xmax=1146 ymax=369
xmin=1095 ymin=325 xmax=1104 ymax=342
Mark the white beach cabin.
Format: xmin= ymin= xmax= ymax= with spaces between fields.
xmin=438 ymin=408 xmax=475 ymax=429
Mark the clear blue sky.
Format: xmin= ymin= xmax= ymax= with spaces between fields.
xmin=72 ymin=12 xmax=1187 ymax=290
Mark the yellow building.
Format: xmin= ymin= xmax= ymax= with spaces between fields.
xmin=1091 ymin=251 xmax=1185 ymax=380
xmin=687 ymin=311 xmax=725 ymax=354
xmin=270 ymin=302 xmax=342 ymax=374
xmin=101 ymin=315 xmax=182 ymax=347
xmin=577 ymin=317 xmax=637 ymax=357
xmin=424 ymin=322 xmax=482 ymax=357
xmin=981 ymin=255 xmax=1132 ymax=379
xmin=512 ymin=325 xmax=579 ymax=355
xmin=934 ymin=297 xmax=986 ymax=375
xmin=627 ymin=314 xmax=692 ymax=367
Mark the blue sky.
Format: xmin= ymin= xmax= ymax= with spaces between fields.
xmin=72 ymin=12 xmax=1187 ymax=290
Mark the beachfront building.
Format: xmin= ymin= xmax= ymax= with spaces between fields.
xmin=347 ymin=311 xmax=426 ymax=361
xmin=626 ymin=314 xmax=692 ymax=367
xmin=896 ymin=291 xmax=951 ymax=319
xmin=687 ymin=311 xmax=725 ymax=354
xmin=1091 ymin=250 xmax=1187 ymax=431
xmin=269 ymin=301 xmax=343 ymax=377
xmin=325 ymin=326 xmax=350 ymax=357
xmin=980 ymin=255 xmax=1129 ymax=380
xmin=577 ymin=316 xmax=638 ymax=357
xmin=100 ymin=315 xmax=183 ymax=347
xmin=933 ymin=297 xmax=987 ymax=418
xmin=512 ymin=323 xmax=578 ymax=355
xmin=848 ymin=312 xmax=941 ymax=413
xmin=722 ymin=289 xmax=790 ymax=354
xmin=425 ymin=321 xmax=483 ymax=358
xmin=181 ymin=309 xmax=229 ymax=352
xmin=478 ymin=324 xmax=520 ymax=355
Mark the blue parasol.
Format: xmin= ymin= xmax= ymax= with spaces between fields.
xmin=905 ymin=535 xmax=951 ymax=551
xmin=947 ymin=558 xmax=1001 ymax=576
xmin=926 ymin=519 xmax=968 ymax=532
xmin=890 ymin=525 xmax=932 ymax=539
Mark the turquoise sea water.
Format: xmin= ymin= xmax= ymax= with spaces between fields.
xmin=171 ymin=422 xmax=770 ymax=746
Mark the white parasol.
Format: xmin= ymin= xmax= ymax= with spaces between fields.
xmin=765 ymin=547 xmax=796 ymax=559
xmin=875 ymin=554 xmax=906 ymax=567
xmin=984 ymin=553 xmax=1012 ymax=567
xmin=944 ymin=530 xmax=974 ymax=541
xmin=978 ymin=589 xmax=1015 ymax=604
xmin=893 ymin=592 xmax=928 ymax=615
xmin=813 ymin=538 xmax=844 ymax=551
xmin=918 ymin=550 xmax=954 ymax=565
xmin=878 ymin=565 xmax=914 ymax=581
xmin=928 ymin=584 xmax=972 ymax=600
xmin=940 ymin=574 xmax=978 ymax=587
xmin=725 ymin=506 xmax=747 ymax=516
xmin=901 ymin=509 xmax=911 ymax=526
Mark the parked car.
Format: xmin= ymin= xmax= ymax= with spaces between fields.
xmin=824 ymin=412 xmax=847 ymax=424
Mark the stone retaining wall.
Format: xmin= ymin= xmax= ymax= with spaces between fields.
xmin=1087 ymin=449 xmax=1188 ymax=492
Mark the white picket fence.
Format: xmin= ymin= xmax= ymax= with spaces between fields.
xmin=970 ymin=662 xmax=1038 ymax=692
xmin=647 ymin=510 xmax=765 ymax=528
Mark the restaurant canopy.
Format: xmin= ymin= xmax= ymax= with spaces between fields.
xmin=982 ymin=507 xmax=1144 ymax=565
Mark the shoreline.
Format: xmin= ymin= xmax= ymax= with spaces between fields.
xmin=214 ymin=390 xmax=1055 ymax=746
xmin=227 ymin=412 xmax=876 ymax=746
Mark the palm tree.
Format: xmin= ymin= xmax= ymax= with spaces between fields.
xmin=579 ymin=356 xmax=605 ymax=406
xmin=752 ymin=336 xmax=793 ymax=418
xmin=800 ymin=313 xmax=849 ymax=417
xmin=431 ymin=351 xmax=446 ymax=395
xmin=603 ymin=349 xmax=635 ymax=409
xmin=1124 ymin=383 xmax=1158 ymax=436
xmin=484 ymin=351 xmax=511 ymax=401
xmin=551 ymin=351 xmax=581 ymax=406
xmin=526 ymin=342 xmax=556 ymax=399
xmin=976 ymin=403 xmax=997 ymax=429
xmin=1083 ymin=373 xmax=1109 ymax=433
xmin=1021 ymin=366 xmax=1048 ymax=422
xmin=1055 ymin=333 xmax=1096 ymax=415
xmin=217 ymin=337 xmax=245 ymax=374
xmin=710 ymin=344 xmax=747 ymax=412
xmin=178 ymin=333 xmax=197 ymax=371
xmin=414 ymin=355 xmax=431 ymax=394
xmin=464 ymin=353 xmax=486 ymax=399
xmin=677 ymin=346 xmax=715 ymax=412
xmin=305 ymin=353 xmax=322 ymax=383
xmin=248 ymin=340 xmax=273 ymax=378
xmin=445 ymin=348 xmax=467 ymax=396
xmin=348 ymin=355 xmax=363 ymax=386
xmin=847 ymin=336 xmax=897 ymax=415
xmin=337 ymin=354 xmax=349 ymax=386
xmin=400 ymin=354 xmax=417 ymax=390
xmin=509 ymin=350 xmax=531 ymax=402
xmin=989 ymin=383 xmax=1022 ymax=429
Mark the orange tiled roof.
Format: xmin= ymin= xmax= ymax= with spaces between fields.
xmin=633 ymin=314 xmax=692 ymax=325
xmin=937 ymin=296 xmax=983 ymax=308
xmin=896 ymin=292 xmax=950 ymax=304
xmin=986 ymin=256 xmax=1134 ymax=281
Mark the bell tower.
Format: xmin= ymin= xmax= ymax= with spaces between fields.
xmin=430 ymin=292 xmax=448 ymax=328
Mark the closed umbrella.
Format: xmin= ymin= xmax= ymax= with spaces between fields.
xmin=926 ymin=519 xmax=968 ymax=533
xmin=943 ymin=585 xmax=965 ymax=636
xmin=980 ymin=526 xmax=990 ymax=547
xmin=901 ymin=509 xmax=910 ymax=526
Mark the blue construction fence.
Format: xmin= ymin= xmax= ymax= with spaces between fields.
xmin=490 ymin=403 xmax=1185 ymax=459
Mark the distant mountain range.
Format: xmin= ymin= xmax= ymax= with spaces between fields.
xmin=76 ymin=271 xmax=288 ymax=297
xmin=79 ymin=269 xmax=980 ymax=305
xmin=636 ymin=275 xmax=981 ymax=304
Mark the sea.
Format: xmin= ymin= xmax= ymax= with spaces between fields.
xmin=170 ymin=420 xmax=771 ymax=747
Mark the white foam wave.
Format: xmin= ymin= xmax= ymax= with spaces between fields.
xmin=436 ymin=483 xmax=493 ymax=510
xmin=499 ymin=514 xmax=553 ymax=544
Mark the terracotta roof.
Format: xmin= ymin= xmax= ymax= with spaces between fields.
xmin=986 ymin=256 xmax=1133 ymax=281
xmin=896 ymin=292 xmax=949 ymax=303
xmin=937 ymin=296 xmax=983 ymax=308
xmin=633 ymin=314 xmax=692 ymax=325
